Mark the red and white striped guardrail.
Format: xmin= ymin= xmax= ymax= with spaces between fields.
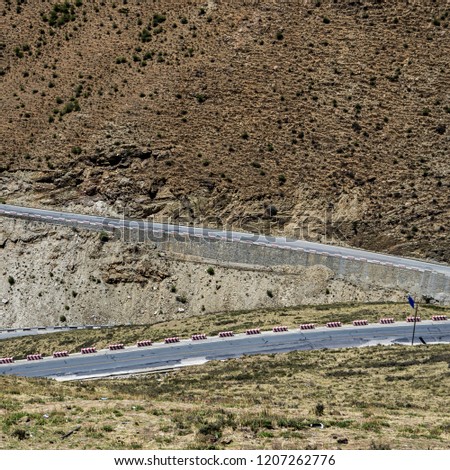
xmin=137 ymin=340 xmax=152 ymax=347
xmin=352 ymin=320 xmax=369 ymax=326
xmin=165 ymin=337 xmax=180 ymax=344
xmin=432 ymin=315 xmax=448 ymax=321
xmin=219 ymin=331 xmax=234 ymax=337
xmin=109 ymin=344 xmax=125 ymax=350
xmin=191 ymin=334 xmax=207 ymax=341
xmin=246 ymin=328 xmax=261 ymax=335
xmin=300 ymin=323 xmax=316 ymax=330
xmin=27 ymin=354 xmax=43 ymax=361
xmin=272 ymin=326 xmax=288 ymax=332
xmin=379 ymin=318 xmax=395 ymax=324
xmin=53 ymin=351 xmax=69 ymax=358
xmin=326 ymin=322 xmax=342 ymax=328
xmin=81 ymin=347 xmax=97 ymax=354
xmin=0 ymin=357 xmax=14 ymax=364
xmin=406 ymin=316 xmax=421 ymax=323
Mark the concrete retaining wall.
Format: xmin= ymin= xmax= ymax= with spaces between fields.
xmin=152 ymin=235 xmax=449 ymax=303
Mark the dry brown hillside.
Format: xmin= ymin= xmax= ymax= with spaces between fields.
xmin=1 ymin=0 xmax=449 ymax=262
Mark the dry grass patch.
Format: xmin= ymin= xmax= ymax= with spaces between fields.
xmin=1 ymin=344 xmax=449 ymax=450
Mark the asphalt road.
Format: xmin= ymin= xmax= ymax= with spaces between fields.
xmin=1 ymin=321 xmax=449 ymax=380
xmin=1 ymin=204 xmax=449 ymax=275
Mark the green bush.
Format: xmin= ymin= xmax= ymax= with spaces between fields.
xmin=196 ymin=94 xmax=207 ymax=103
xmin=139 ymin=28 xmax=151 ymax=42
xmin=152 ymin=13 xmax=166 ymax=27
xmin=48 ymin=2 xmax=77 ymax=28
xmin=8 ymin=276 xmax=15 ymax=286
xmin=207 ymin=267 xmax=215 ymax=276
xmin=176 ymin=295 xmax=187 ymax=304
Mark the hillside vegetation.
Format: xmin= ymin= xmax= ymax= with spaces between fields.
xmin=1 ymin=0 xmax=449 ymax=261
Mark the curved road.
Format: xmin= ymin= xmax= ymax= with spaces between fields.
xmin=1 ymin=204 xmax=449 ymax=275
xmin=1 ymin=321 xmax=449 ymax=380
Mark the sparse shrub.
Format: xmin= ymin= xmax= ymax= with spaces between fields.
xmin=152 ymin=13 xmax=166 ymax=27
xmin=435 ymin=124 xmax=446 ymax=135
xmin=276 ymin=31 xmax=284 ymax=40
xmin=241 ymin=132 xmax=249 ymax=140
xmin=207 ymin=267 xmax=215 ymax=276
xmin=59 ymin=315 xmax=67 ymax=322
xmin=315 ymin=403 xmax=325 ymax=416
xmin=48 ymin=2 xmax=77 ymax=28
xmin=266 ymin=290 xmax=273 ymax=298
xmin=64 ymin=305 xmax=70 ymax=311
xmin=323 ymin=17 xmax=330 ymax=24
xmin=278 ymin=174 xmax=286 ymax=185
xmin=99 ymin=231 xmax=109 ymax=243
xmin=370 ymin=441 xmax=391 ymax=450
xmin=170 ymin=285 xmax=177 ymax=293
xmin=60 ymin=100 xmax=80 ymax=115
xmin=176 ymin=295 xmax=187 ymax=304
xmin=8 ymin=276 xmax=15 ymax=286
xmin=422 ymin=108 xmax=430 ymax=116
xmin=71 ymin=146 xmax=82 ymax=155
xmin=195 ymin=93 xmax=207 ymax=103
xmin=14 ymin=47 xmax=24 ymax=58
xmin=11 ymin=429 xmax=28 ymax=440
xmin=139 ymin=28 xmax=151 ymax=42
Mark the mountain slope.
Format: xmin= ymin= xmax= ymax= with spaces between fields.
xmin=1 ymin=0 xmax=449 ymax=261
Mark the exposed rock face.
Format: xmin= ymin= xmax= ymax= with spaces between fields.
xmin=0 ymin=218 xmax=404 ymax=328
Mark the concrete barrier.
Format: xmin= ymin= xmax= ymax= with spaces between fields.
xmin=165 ymin=337 xmax=180 ymax=344
xmin=27 ymin=354 xmax=43 ymax=361
xmin=109 ymin=344 xmax=125 ymax=350
xmin=81 ymin=347 xmax=97 ymax=354
xmin=326 ymin=322 xmax=342 ymax=328
xmin=0 ymin=357 xmax=14 ymax=364
xmin=137 ymin=340 xmax=152 ymax=347
xmin=380 ymin=318 xmax=395 ymax=324
xmin=191 ymin=334 xmax=207 ymax=340
xmin=352 ymin=320 xmax=369 ymax=326
xmin=272 ymin=326 xmax=288 ymax=332
xmin=432 ymin=315 xmax=447 ymax=321
xmin=300 ymin=323 xmax=316 ymax=330
xmin=246 ymin=328 xmax=261 ymax=335
xmin=406 ymin=316 xmax=421 ymax=322
xmin=53 ymin=351 xmax=69 ymax=358
xmin=218 ymin=331 xmax=234 ymax=337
